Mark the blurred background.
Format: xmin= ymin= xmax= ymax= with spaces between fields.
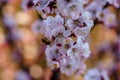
xmin=0 ymin=0 xmax=120 ymax=80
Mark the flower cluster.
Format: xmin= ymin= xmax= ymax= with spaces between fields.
xmin=0 ymin=0 xmax=120 ymax=79
xmin=85 ymin=0 xmax=119 ymax=28
xmin=84 ymin=68 xmax=110 ymax=80
xmin=22 ymin=0 xmax=94 ymax=76
xmin=27 ymin=0 xmax=93 ymax=75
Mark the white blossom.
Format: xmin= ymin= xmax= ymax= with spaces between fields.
xmin=33 ymin=0 xmax=50 ymax=11
xmin=84 ymin=68 xmax=110 ymax=80
xmin=56 ymin=0 xmax=85 ymax=19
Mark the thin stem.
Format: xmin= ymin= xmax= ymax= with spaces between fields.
xmin=50 ymin=70 xmax=60 ymax=80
